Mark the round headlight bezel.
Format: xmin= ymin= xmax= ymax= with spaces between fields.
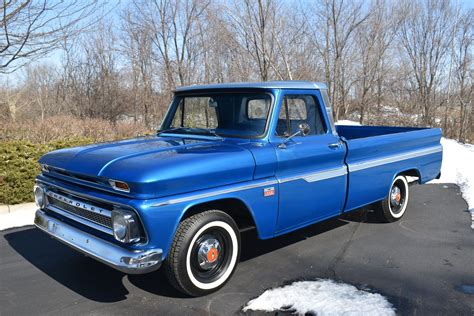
xmin=111 ymin=209 xmax=141 ymax=243
xmin=112 ymin=215 xmax=128 ymax=240
xmin=34 ymin=185 xmax=45 ymax=209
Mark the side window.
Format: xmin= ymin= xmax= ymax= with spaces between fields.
xmin=276 ymin=94 xmax=327 ymax=137
xmin=278 ymin=98 xmax=307 ymax=120
xmin=247 ymin=98 xmax=270 ymax=120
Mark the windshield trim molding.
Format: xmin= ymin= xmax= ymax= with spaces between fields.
xmin=157 ymin=133 xmax=224 ymax=141
xmin=159 ymin=90 xmax=276 ymax=140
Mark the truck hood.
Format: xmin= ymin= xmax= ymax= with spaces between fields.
xmin=38 ymin=136 xmax=256 ymax=199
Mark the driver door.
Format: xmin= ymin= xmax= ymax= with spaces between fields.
xmin=273 ymin=90 xmax=347 ymax=233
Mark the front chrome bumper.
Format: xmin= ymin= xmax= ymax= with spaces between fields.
xmin=34 ymin=210 xmax=162 ymax=274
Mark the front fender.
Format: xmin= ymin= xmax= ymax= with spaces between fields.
xmin=132 ymin=178 xmax=279 ymax=259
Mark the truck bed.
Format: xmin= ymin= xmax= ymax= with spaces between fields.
xmin=336 ymin=125 xmax=443 ymax=212
xmin=336 ymin=125 xmax=424 ymax=140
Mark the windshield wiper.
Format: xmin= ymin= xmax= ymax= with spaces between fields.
xmin=157 ymin=127 xmax=187 ymax=135
xmin=158 ymin=127 xmax=223 ymax=139
xmin=185 ymin=127 xmax=223 ymax=139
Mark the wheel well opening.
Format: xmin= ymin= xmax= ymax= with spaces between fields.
xmin=182 ymin=199 xmax=257 ymax=232
xmin=399 ymin=169 xmax=421 ymax=184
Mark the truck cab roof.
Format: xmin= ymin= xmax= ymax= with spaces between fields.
xmin=175 ymin=81 xmax=328 ymax=93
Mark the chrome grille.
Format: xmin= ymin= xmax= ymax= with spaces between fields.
xmin=48 ymin=198 xmax=112 ymax=228
xmin=45 ymin=190 xmax=113 ymax=232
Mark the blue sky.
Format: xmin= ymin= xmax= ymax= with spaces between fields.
xmin=1 ymin=0 xmax=473 ymax=85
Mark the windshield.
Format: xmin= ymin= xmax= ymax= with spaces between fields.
xmin=160 ymin=92 xmax=273 ymax=138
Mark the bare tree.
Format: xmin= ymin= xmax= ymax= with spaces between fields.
xmin=122 ymin=8 xmax=156 ymax=127
xmin=0 ymin=0 xmax=101 ymax=73
xmin=397 ymin=0 xmax=457 ymax=126
xmin=130 ymin=0 xmax=210 ymax=91
xmin=24 ymin=63 xmax=58 ymax=120
xmin=1 ymin=0 xmax=473 ymax=142
xmin=353 ymin=0 xmax=394 ymax=124
xmin=305 ymin=0 xmax=369 ymax=120
xmin=0 ymin=80 xmax=27 ymax=121
xmin=452 ymin=9 xmax=473 ymax=142
xmin=228 ymin=0 xmax=278 ymax=81
xmin=201 ymin=3 xmax=259 ymax=84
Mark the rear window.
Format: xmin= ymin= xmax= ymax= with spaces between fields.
xmin=248 ymin=98 xmax=271 ymax=120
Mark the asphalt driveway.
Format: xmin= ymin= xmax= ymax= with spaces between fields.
xmin=1 ymin=184 xmax=473 ymax=315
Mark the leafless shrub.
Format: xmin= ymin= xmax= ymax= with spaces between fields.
xmin=0 ymin=115 xmax=152 ymax=143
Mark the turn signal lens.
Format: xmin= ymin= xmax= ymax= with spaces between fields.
xmin=109 ymin=180 xmax=130 ymax=192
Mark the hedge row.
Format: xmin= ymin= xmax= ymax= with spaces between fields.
xmin=0 ymin=138 xmax=93 ymax=205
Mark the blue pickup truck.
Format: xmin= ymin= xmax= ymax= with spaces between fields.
xmin=33 ymin=81 xmax=442 ymax=296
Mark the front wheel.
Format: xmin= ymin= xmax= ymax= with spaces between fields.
xmin=163 ymin=210 xmax=240 ymax=296
xmin=376 ymin=175 xmax=410 ymax=222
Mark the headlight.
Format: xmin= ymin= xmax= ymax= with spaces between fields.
xmin=34 ymin=185 xmax=45 ymax=208
xmin=111 ymin=209 xmax=141 ymax=243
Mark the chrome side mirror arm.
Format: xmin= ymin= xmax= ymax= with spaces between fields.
xmin=278 ymin=123 xmax=310 ymax=149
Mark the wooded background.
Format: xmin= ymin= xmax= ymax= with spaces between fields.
xmin=1 ymin=0 xmax=473 ymax=142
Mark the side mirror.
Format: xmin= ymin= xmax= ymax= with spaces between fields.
xmin=298 ymin=123 xmax=310 ymax=136
xmin=278 ymin=123 xmax=311 ymax=149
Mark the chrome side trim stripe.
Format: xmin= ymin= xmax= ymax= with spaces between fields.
xmin=152 ymin=179 xmax=279 ymax=207
xmin=349 ymin=146 xmax=442 ymax=172
xmin=278 ymin=166 xmax=347 ymax=184
xmin=153 ymin=167 xmax=348 ymax=207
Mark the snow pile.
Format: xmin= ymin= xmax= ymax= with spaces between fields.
xmin=335 ymin=120 xmax=361 ymax=126
xmin=430 ymin=138 xmax=474 ymax=214
xmin=243 ymin=279 xmax=395 ymax=316
xmin=0 ymin=203 xmax=36 ymax=231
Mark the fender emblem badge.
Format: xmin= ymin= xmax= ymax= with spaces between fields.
xmin=263 ymin=187 xmax=275 ymax=197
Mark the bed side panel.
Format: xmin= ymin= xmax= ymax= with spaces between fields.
xmin=343 ymin=128 xmax=442 ymax=211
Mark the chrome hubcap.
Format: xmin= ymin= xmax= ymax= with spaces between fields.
xmin=390 ymin=186 xmax=401 ymax=206
xmin=197 ymin=236 xmax=221 ymax=270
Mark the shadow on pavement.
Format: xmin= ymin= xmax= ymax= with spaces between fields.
xmin=127 ymin=217 xmax=350 ymax=297
xmin=4 ymin=228 xmax=130 ymax=302
xmin=339 ymin=204 xmax=388 ymax=224
xmin=4 ymin=215 xmax=352 ymax=301
xmin=240 ymin=217 xmax=349 ymax=262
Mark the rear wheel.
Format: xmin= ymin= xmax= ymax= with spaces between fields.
xmin=376 ymin=175 xmax=409 ymax=222
xmin=164 ymin=210 xmax=240 ymax=296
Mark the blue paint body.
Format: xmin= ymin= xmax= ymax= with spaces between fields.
xmin=36 ymin=82 xmax=442 ymax=258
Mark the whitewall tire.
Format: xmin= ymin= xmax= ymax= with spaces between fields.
xmin=164 ymin=210 xmax=241 ymax=296
xmin=376 ymin=175 xmax=410 ymax=222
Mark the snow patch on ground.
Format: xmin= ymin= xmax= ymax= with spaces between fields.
xmin=243 ymin=279 xmax=395 ymax=316
xmin=0 ymin=203 xmax=36 ymax=231
xmin=429 ymin=138 xmax=474 ymax=228
xmin=429 ymin=138 xmax=474 ymax=209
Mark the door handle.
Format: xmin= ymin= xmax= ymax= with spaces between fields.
xmin=328 ymin=142 xmax=341 ymax=149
